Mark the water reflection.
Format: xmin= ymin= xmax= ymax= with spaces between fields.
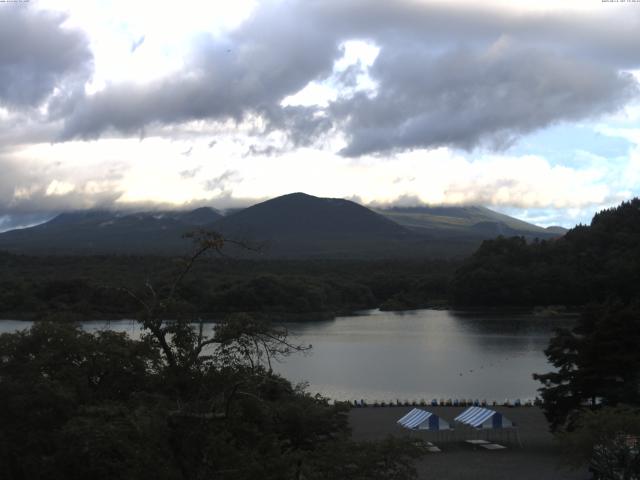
xmin=277 ymin=309 xmax=574 ymax=401
xmin=0 ymin=309 xmax=574 ymax=402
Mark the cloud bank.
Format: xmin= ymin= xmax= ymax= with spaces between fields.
xmin=0 ymin=7 xmax=91 ymax=110
xmin=50 ymin=0 xmax=640 ymax=156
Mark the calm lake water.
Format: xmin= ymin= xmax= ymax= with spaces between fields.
xmin=0 ymin=309 xmax=574 ymax=402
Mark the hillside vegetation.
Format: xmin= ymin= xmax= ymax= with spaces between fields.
xmin=452 ymin=198 xmax=640 ymax=307
xmin=0 ymin=255 xmax=456 ymax=321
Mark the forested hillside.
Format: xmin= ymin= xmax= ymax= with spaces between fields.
xmin=0 ymin=254 xmax=455 ymax=320
xmin=452 ymin=199 xmax=640 ymax=306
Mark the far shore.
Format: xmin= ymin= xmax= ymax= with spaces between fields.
xmin=0 ymin=305 xmax=582 ymax=323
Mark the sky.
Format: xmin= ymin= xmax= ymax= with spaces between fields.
xmin=1 ymin=0 xmax=639 ymax=231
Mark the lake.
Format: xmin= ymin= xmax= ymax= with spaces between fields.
xmin=0 ymin=309 xmax=573 ymax=402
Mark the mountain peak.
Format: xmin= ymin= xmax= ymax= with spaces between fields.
xmin=180 ymin=206 xmax=222 ymax=225
xmin=265 ymin=192 xmax=344 ymax=204
xmin=214 ymin=192 xmax=408 ymax=238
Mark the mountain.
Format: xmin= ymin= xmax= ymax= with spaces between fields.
xmin=213 ymin=192 xmax=408 ymax=238
xmin=0 ymin=207 xmax=222 ymax=255
xmin=206 ymin=194 xmax=562 ymax=258
xmin=178 ymin=207 xmax=224 ymax=225
xmin=544 ymin=226 xmax=569 ymax=235
xmin=0 ymin=193 xmax=562 ymax=258
xmin=375 ymin=205 xmax=561 ymax=241
xmin=209 ymin=192 xmax=416 ymax=258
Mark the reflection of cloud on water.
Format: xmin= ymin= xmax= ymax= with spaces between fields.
xmin=274 ymin=309 xmax=560 ymax=399
xmin=0 ymin=310 xmax=563 ymax=400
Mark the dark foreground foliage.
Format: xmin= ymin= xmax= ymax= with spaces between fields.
xmin=559 ymin=406 xmax=640 ymax=480
xmin=0 ymin=231 xmax=425 ymax=479
xmin=452 ymin=198 xmax=640 ymax=307
xmin=0 ymin=321 xmax=423 ymax=480
xmin=534 ymin=301 xmax=640 ymax=431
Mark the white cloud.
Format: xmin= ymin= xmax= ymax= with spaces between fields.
xmin=45 ymin=179 xmax=75 ymax=196
xmin=36 ymin=0 xmax=258 ymax=90
xmin=1 ymin=126 xmax=633 ymax=227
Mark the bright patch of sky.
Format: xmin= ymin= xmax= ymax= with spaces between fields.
xmin=281 ymin=40 xmax=380 ymax=108
xmin=37 ymin=0 xmax=258 ymax=90
xmin=510 ymin=125 xmax=632 ymax=166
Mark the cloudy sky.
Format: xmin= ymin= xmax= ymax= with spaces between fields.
xmin=1 ymin=0 xmax=639 ymax=231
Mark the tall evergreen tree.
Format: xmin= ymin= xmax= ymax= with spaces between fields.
xmin=534 ymin=301 xmax=640 ymax=431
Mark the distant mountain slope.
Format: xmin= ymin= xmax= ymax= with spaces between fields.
xmin=0 ymin=195 xmax=421 ymax=257
xmin=376 ymin=205 xmax=562 ymax=240
xmin=0 ymin=193 xmax=562 ymax=258
xmin=175 ymin=207 xmax=224 ymax=225
xmin=0 ymin=208 xmax=222 ymax=254
xmin=544 ymin=226 xmax=569 ymax=235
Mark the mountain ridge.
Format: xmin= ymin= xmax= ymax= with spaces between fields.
xmin=0 ymin=193 xmax=562 ymax=258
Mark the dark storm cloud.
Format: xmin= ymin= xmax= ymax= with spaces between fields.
xmin=0 ymin=7 xmax=92 ymax=109
xmin=318 ymin=1 xmax=640 ymax=68
xmin=0 ymin=114 xmax=61 ymax=146
xmin=54 ymin=1 xmax=640 ymax=155
xmin=335 ymin=43 xmax=639 ymax=156
xmin=261 ymin=105 xmax=335 ymax=148
xmin=59 ymin=1 xmax=340 ymax=140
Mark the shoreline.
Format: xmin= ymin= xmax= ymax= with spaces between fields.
xmin=345 ymin=398 xmax=540 ymax=408
xmin=0 ymin=304 xmax=582 ymax=323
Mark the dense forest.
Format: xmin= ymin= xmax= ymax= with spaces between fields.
xmin=0 ymin=253 xmax=455 ymax=321
xmin=0 ymin=233 xmax=426 ymax=479
xmin=451 ymin=199 xmax=640 ymax=307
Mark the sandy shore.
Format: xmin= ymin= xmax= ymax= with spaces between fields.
xmin=349 ymin=406 xmax=589 ymax=480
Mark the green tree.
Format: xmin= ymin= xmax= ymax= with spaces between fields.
xmin=534 ymin=301 xmax=640 ymax=431
xmin=452 ymin=198 xmax=640 ymax=308
xmin=0 ymin=322 xmax=161 ymax=479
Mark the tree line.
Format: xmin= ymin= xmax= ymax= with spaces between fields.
xmin=0 ymin=254 xmax=456 ymax=321
xmin=452 ymin=199 xmax=640 ymax=307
